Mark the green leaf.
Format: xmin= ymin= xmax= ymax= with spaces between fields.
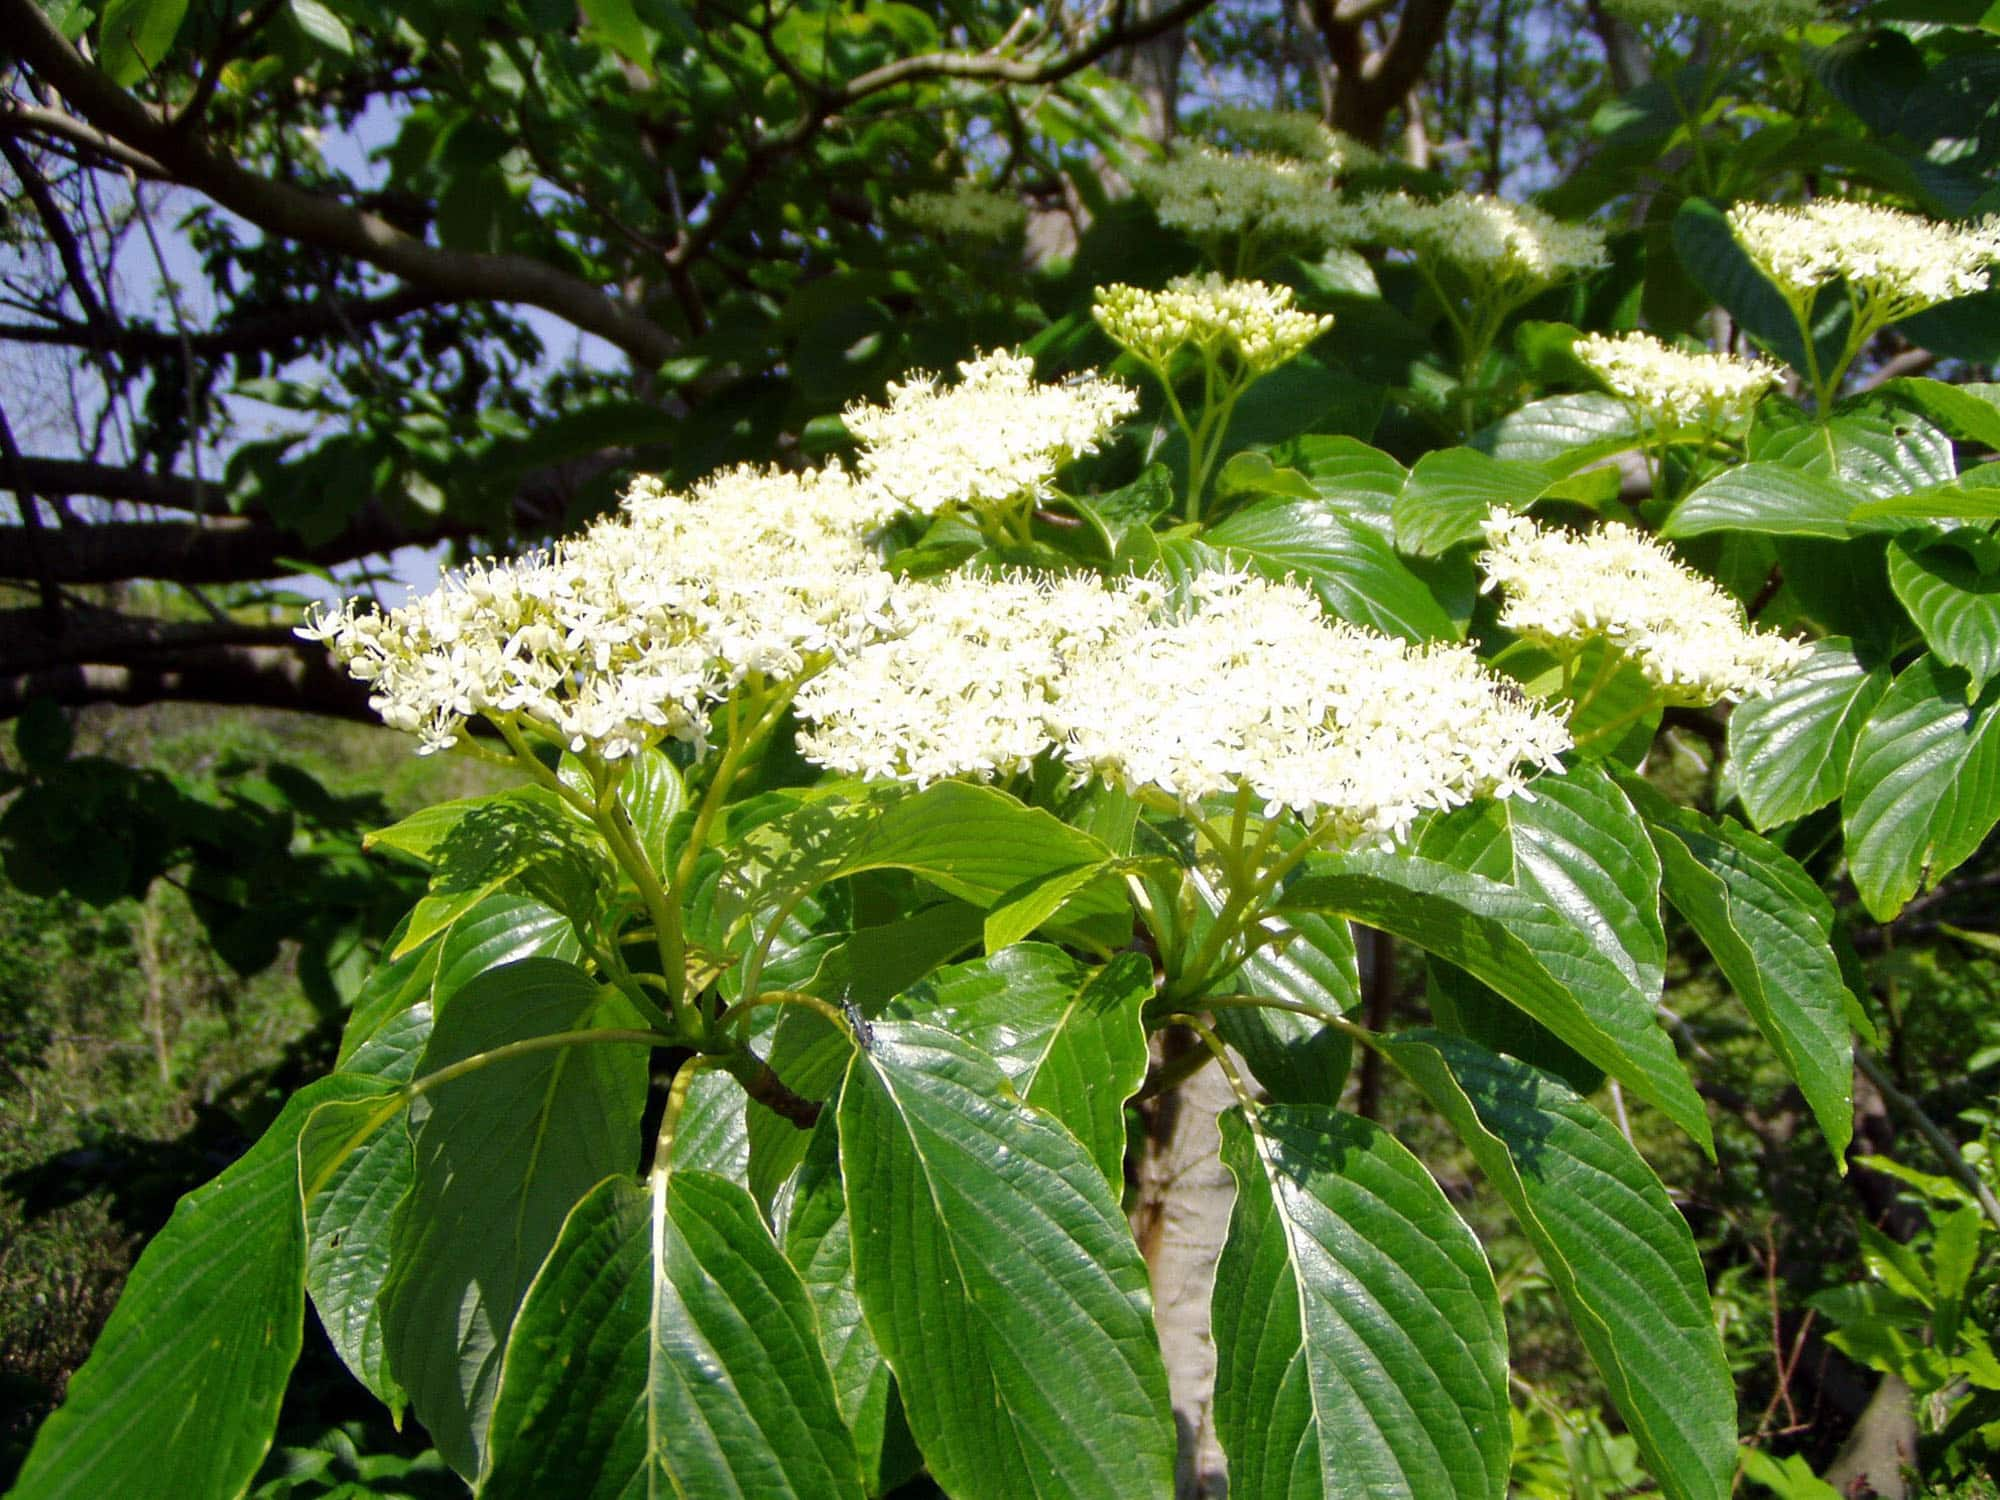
xmin=301 ymin=1088 xmax=416 ymax=1419
xmin=379 ymin=958 xmax=650 ymax=1475
xmin=1849 ymin=466 xmax=2000 ymax=525
xmin=482 ymin=1171 xmax=864 ymax=1499
xmin=1266 ymin=434 xmax=1406 ymax=534
xmin=984 ymin=860 xmax=1115 ymax=952
xmin=1493 ymin=638 xmax=1661 ymax=768
xmin=580 ymin=0 xmax=652 ymax=68
xmin=1206 ymin=497 xmax=1460 ymax=642
xmin=10 ymin=1074 xmax=394 ymax=1500
xmin=1754 ymin=398 xmax=1957 ymax=499
xmin=1212 ymin=1105 xmax=1510 ymax=1500
xmin=887 ymin=947 xmax=1151 ymax=1187
xmin=782 ymin=1106 xmax=919 ymax=1496
xmin=1871 ymin=379 xmax=2000 ymax=452
xmin=838 ymin=1022 xmax=1175 ymax=1500
xmin=1842 ymin=654 xmax=2000 ymax=919
xmin=1622 ymin=778 xmax=1856 ymax=1161
xmin=1726 ymin=638 xmax=1892 ymax=829
xmin=1217 ymin=450 xmax=1319 ymax=502
xmin=13 ymin=696 xmax=72 ymax=770
xmin=287 ymin=0 xmax=352 ymax=53
xmin=1395 ymin=450 xmax=1551 ymax=556
xmin=1383 ymin=1033 xmax=1735 ymax=1500
xmin=1415 ymin=761 xmax=1665 ymax=1001
xmin=98 ymin=0 xmax=190 ymax=85
xmin=1888 ymin=530 xmax=2000 ymax=693
xmin=1284 ymin=852 xmax=1713 ymax=1153
xmin=837 ymin=781 xmax=1130 ymax=948
xmin=1471 ymin=392 xmax=1638 ymax=473
xmin=663 ymin=1068 xmax=752 ymax=1179
xmin=1662 ymin=463 xmax=1862 ymax=540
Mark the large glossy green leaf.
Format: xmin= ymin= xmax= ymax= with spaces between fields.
xmin=1753 ymin=398 xmax=1956 ymax=499
xmin=1205 ymin=497 xmax=1459 ymax=642
xmin=663 ymin=1067 xmax=752 ymax=1179
xmin=482 ymin=1170 xmax=864 ymax=1499
xmin=1623 ymin=779 xmax=1856 ymax=1160
xmin=887 ymin=946 xmax=1151 ymax=1186
xmin=11 ymin=1074 xmax=395 ymax=1500
xmin=1888 ymin=530 xmax=2000 ymax=693
xmin=782 ymin=1105 xmax=919 ymax=1496
xmin=1211 ymin=1105 xmax=1510 ymax=1500
xmin=1284 ymin=853 xmax=1712 ymax=1153
xmin=1267 ymin=434 xmax=1406 ymax=534
xmin=1849 ymin=466 xmax=2000 ymax=525
xmin=1662 ymin=463 xmax=1862 ymax=540
xmin=1383 ymin=1033 xmax=1735 ymax=1500
xmin=98 ymin=0 xmax=191 ymax=85
xmin=838 ymin=1022 xmax=1175 ymax=1500
xmin=303 ymin=1086 xmax=419 ymax=1418
xmin=1671 ymin=198 xmax=1843 ymax=378
xmin=1394 ymin=450 xmax=1552 ymax=556
xmin=379 ymin=958 xmax=651 ymax=1476
xmin=1414 ymin=762 xmax=1664 ymax=1001
xmin=1871 ymin=378 xmax=2000 ymax=452
xmin=1843 ymin=654 xmax=2000 ymax=920
xmin=1726 ymin=638 xmax=1892 ymax=829
xmin=1471 ymin=391 xmax=1638 ymax=472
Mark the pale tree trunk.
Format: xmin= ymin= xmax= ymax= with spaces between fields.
xmin=1134 ymin=1041 xmax=1239 ymax=1497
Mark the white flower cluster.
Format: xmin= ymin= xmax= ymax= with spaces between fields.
xmin=1195 ymin=106 xmax=1377 ymax=173
xmin=1093 ymin=274 xmax=1333 ymax=375
xmin=796 ymin=567 xmax=1572 ymax=847
xmin=1727 ymin=200 xmax=2000 ymax=317
xmin=1604 ymin=0 xmax=1818 ymax=38
xmin=1356 ymin=191 xmax=1609 ymax=291
xmin=300 ymin=465 xmax=894 ymax=758
xmin=893 ymin=184 xmax=1028 ymax=245
xmin=1479 ymin=511 xmax=1811 ymax=704
xmin=795 ymin=571 xmax=1155 ymax=787
xmin=1127 ymin=145 xmax=1361 ymax=249
xmin=842 ymin=349 xmax=1137 ymax=517
xmin=1575 ymin=331 xmax=1781 ymax=430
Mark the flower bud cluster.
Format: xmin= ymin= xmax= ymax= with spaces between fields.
xmin=1479 ymin=511 xmax=1811 ymax=704
xmin=1194 ymin=106 xmax=1377 ymax=172
xmin=1356 ymin=191 xmax=1609 ymax=292
xmin=796 ymin=567 xmax=1572 ymax=848
xmin=1127 ymin=145 xmax=1363 ymax=249
xmin=1726 ymin=200 xmax=2000 ymax=318
xmin=1575 ymin=331 xmax=1781 ymax=430
xmin=1092 ymin=275 xmax=1333 ymax=375
xmin=841 ymin=349 xmax=1137 ymax=517
xmin=1604 ymin=0 xmax=1819 ymax=38
xmin=892 ymin=184 xmax=1028 ymax=245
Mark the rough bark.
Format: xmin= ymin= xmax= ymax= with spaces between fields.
xmin=1299 ymin=0 xmax=1457 ymax=149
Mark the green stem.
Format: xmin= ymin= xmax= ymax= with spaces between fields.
xmin=651 ymin=1054 xmax=713 ymax=1175
xmin=406 ymin=1027 xmax=670 ymax=1102
xmin=1158 ymin=1013 xmax=1256 ymax=1109
xmin=720 ymin=988 xmax=852 ymax=1034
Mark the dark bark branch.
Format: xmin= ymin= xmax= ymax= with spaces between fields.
xmin=10 ymin=455 xmax=226 ymax=511
xmin=0 ymin=134 xmax=112 ymax=341
xmin=0 ymin=285 xmax=442 ymax=360
xmin=1309 ymin=0 xmax=1455 ymax=146
xmin=0 ymin=648 xmax=375 ymax=720
xmin=6 ymin=0 xmax=679 ymax=368
xmin=0 ymin=508 xmax=460 ymax=586
xmin=0 ymin=99 xmax=170 ymax=177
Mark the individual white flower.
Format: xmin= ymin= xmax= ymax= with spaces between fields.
xmin=794 ymin=570 xmax=1156 ymax=786
xmin=1355 ymin=190 xmax=1609 ymax=291
xmin=1605 ymin=0 xmax=1818 ymax=39
xmin=1127 ymin=145 xmax=1364 ymax=252
xmin=1575 ymin=331 xmax=1781 ymax=430
xmin=1194 ymin=106 xmax=1378 ymax=173
xmin=1050 ymin=569 xmax=1572 ymax=846
xmin=1478 ymin=510 xmax=1811 ymax=704
xmin=842 ymin=349 xmax=1136 ymax=519
xmin=892 ymin=184 xmax=1028 ymax=244
xmin=301 ymin=465 xmax=895 ymax=758
xmin=1726 ymin=200 xmax=2000 ymax=320
xmin=1093 ymin=274 xmax=1333 ymax=375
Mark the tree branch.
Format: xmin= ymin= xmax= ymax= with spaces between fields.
xmin=1 ymin=509 xmax=460 ymax=586
xmin=0 ymin=285 xmax=443 ymax=360
xmin=5 ymin=1 xmax=679 ymax=368
xmin=0 ymin=99 xmax=170 ymax=178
